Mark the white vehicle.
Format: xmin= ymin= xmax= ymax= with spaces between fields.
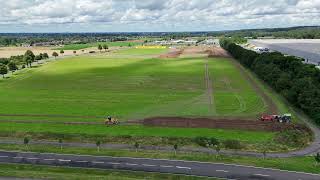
xmin=254 ymin=47 xmax=270 ymax=53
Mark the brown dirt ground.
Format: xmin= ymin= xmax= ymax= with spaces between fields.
xmin=159 ymin=46 xmax=231 ymax=59
xmin=159 ymin=48 xmax=183 ymax=58
xmin=143 ymin=117 xmax=303 ymax=132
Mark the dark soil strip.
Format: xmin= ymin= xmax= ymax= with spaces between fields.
xmin=143 ymin=117 xmax=306 ymax=132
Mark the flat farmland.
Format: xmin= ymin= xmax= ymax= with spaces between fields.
xmin=54 ymin=41 xmax=142 ymax=50
xmin=0 ymin=47 xmax=292 ymax=144
xmin=0 ymin=48 xmax=273 ymax=122
xmin=209 ymin=58 xmax=266 ymax=116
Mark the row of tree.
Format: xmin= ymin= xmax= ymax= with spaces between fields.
xmin=220 ymin=38 xmax=320 ymax=125
xmin=0 ymin=50 xmax=51 ymax=78
xmin=98 ymin=44 xmax=109 ymax=52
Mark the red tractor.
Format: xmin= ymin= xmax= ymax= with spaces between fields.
xmin=260 ymin=114 xmax=291 ymax=123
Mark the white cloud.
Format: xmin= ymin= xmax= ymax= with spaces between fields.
xmin=0 ymin=0 xmax=319 ymax=32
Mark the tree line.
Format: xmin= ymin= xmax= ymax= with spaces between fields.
xmin=0 ymin=51 xmax=50 ymax=78
xmin=220 ymin=38 xmax=320 ymax=125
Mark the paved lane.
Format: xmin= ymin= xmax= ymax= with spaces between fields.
xmin=0 ymin=151 xmax=319 ymax=180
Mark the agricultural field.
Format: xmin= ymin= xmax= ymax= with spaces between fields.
xmin=54 ymin=41 xmax=142 ymax=50
xmin=0 ymin=47 xmax=275 ymax=121
xmin=0 ymin=46 xmax=295 ymax=149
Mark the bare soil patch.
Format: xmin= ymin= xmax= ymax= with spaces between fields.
xmin=206 ymin=46 xmax=231 ymax=58
xmin=143 ymin=117 xmax=303 ymax=132
xmin=159 ymin=48 xmax=183 ymax=58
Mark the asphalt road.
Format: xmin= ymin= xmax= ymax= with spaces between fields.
xmin=0 ymin=151 xmax=319 ymax=180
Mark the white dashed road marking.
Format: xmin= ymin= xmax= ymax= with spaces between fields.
xmin=216 ymin=170 xmax=229 ymax=173
xmin=142 ymin=164 xmax=156 ymax=167
xmin=76 ymin=160 xmax=88 ymax=163
xmin=108 ymin=162 xmax=121 ymax=165
xmin=126 ymin=163 xmax=138 ymax=166
xmin=176 ymin=166 xmax=192 ymax=170
xmin=27 ymin=158 xmax=39 ymax=160
xmin=13 ymin=157 xmax=23 ymax=159
xmin=254 ymin=174 xmax=270 ymax=177
xmin=160 ymin=165 xmax=174 ymax=168
xmin=0 ymin=156 xmax=9 ymax=158
xmin=58 ymin=159 xmax=71 ymax=162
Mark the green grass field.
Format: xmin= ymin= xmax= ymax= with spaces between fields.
xmin=0 ymin=50 xmax=268 ymax=120
xmin=209 ymin=59 xmax=266 ymax=116
xmin=55 ymin=41 xmax=142 ymax=50
xmin=0 ymin=47 xmax=292 ymax=144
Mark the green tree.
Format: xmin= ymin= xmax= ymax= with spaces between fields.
xmin=73 ymin=51 xmax=77 ymax=55
xmin=58 ymin=138 xmax=63 ymax=150
xmin=24 ymin=50 xmax=35 ymax=61
xmin=24 ymin=137 xmax=30 ymax=149
xmin=173 ymin=144 xmax=178 ymax=155
xmin=7 ymin=61 xmax=18 ymax=73
xmin=0 ymin=64 xmax=8 ymax=78
xmin=60 ymin=50 xmax=64 ymax=56
xmin=96 ymin=140 xmax=101 ymax=152
xmin=98 ymin=44 xmax=102 ymax=52
xmin=23 ymin=54 xmax=34 ymax=67
xmin=315 ymin=153 xmax=320 ymax=166
xmin=134 ymin=142 xmax=139 ymax=152
xmin=213 ymin=144 xmax=221 ymax=158
xmin=52 ymin=52 xmax=59 ymax=59
xmin=24 ymin=50 xmax=35 ymax=67
xmin=103 ymin=44 xmax=108 ymax=51
xmin=42 ymin=53 xmax=49 ymax=59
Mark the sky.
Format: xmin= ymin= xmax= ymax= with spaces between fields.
xmin=0 ymin=0 xmax=319 ymax=33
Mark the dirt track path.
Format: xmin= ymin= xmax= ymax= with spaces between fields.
xmin=204 ymin=59 xmax=216 ymax=114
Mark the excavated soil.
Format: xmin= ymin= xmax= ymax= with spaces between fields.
xmin=143 ymin=117 xmax=302 ymax=132
xmin=206 ymin=46 xmax=231 ymax=58
xmin=159 ymin=46 xmax=231 ymax=59
xmin=159 ymin=48 xmax=183 ymax=58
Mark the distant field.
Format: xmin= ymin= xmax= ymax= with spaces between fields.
xmin=55 ymin=41 xmax=142 ymax=50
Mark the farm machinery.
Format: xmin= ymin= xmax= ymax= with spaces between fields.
xmin=260 ymin=114 xmax=291 ymax=123
xmin=104 ymin=115 xmax=119 ymax=125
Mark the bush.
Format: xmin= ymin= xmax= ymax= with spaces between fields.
xmin=223 ymin=140 xmax=242 ymax=150
xmin=194 ymin=137 xmax=220 ymax=147
xmin=274 ymin=128 xmax=312 ymax=148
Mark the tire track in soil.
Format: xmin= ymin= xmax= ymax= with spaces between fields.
xmin=204 ymin=59 xmax=216 ymax=114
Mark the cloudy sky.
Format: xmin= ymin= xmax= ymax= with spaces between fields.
xmin=0 ymin=0 xmax=319 ymax=33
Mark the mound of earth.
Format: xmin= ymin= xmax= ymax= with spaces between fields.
xmin=143 ymin=117 xmax=303 ymax=132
